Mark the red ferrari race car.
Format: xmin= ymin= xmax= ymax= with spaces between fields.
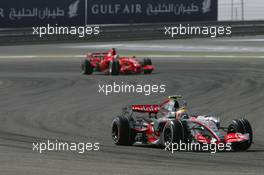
xmin=81 ymin=48 xmax=154 ymax=75
xmin=111 ymin=95 xmax=253 ymax=152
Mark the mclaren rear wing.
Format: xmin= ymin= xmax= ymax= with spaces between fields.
xmin=131 ymin=104 xmax=159 ymax=114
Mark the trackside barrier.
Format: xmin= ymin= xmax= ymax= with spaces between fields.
xmin=0 ymin=21 xmax=264 ymax=45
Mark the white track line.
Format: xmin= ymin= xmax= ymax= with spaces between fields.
xmin=0 ymin=55 xmax=84 ymax=59
xmin=0 ymin=54 xmax=264 ymax=59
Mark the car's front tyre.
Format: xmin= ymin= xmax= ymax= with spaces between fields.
xmin=143 ymin=58 xmax=153 ymax=74
xmin=228 ymin=118 xmax=253 ymax=151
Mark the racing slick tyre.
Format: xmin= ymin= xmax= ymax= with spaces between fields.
xmin=82 ymin=60 xmax=93 ymax=75
xmin=228 ymin=118 xmax=253 ymax=151
xmin=147 ymin=58 xmax=152 ymax=65
xmin=144 ymin=69 xmax=153 ymax=74
xmin=111 ymin=116 xmax=135 ymax=145
xmin=109 ymin=60 xmax=120 ymax=75
xmin=162 ymin=120 xmax=188 ymax=147
xmin=143 ymin=58 xmax=152 ymax=66
xmin=143 ymin=58 xmax=153 ymax=74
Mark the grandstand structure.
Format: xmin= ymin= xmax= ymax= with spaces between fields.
xmin=219 ymin=0 xmax=264 ymax=21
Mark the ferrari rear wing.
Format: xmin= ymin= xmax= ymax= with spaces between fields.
xmin=86 ymin=52 xmax=108 ymax=58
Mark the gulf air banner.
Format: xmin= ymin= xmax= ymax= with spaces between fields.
xmin=0 ymin=0 xmax=85 ymax=28
xmin=0 ymin=0 xmax=217 ymax=27
xmin=85 ymin=0 xmax=217 ymax=24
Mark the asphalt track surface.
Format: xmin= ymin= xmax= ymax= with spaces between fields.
xmin=0 ymin=37 xmax=264 ymax=175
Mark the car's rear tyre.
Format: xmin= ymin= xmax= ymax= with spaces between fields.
xmin=162 ymin=120 xmax=188 ymax=147
xmin=111 ymin=116 xmax=135 ymax=145
xmin=228 ymin=118 xmax=253 ymax=151
xmin=147 ymin=58 xmax=152 ymax=65
xmin=143 ymin=58 xmax=152 ymax=66
xmin=144 ymin=69 xmax=153 ymax=74
xmin=109 ymin=60 xmax=120 ymax=75
xmin=82 ymin=60 xmax=93 ymax=75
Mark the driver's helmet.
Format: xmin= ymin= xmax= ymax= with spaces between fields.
xmin=108 ymin=48 xmax=117 ymax=57
xmin=168 ymin=95 xmax=188 ymax=110
xmin=168 ymin=95 xmax=189 ymax=119
xmin=111 ymin=48 xmax=116 ymax=55
xmin=179 ymin=101 xmax=188 ymax=112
